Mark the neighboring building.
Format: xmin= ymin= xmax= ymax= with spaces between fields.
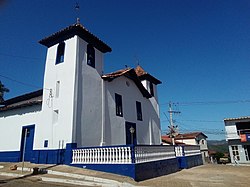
xmin=161 ymin=136 xmax=185 ymax=145
xmin=0 ymin=23 xmax=162 ymax=163
xmin=224 ymin=116 xmax=250 ymax=164
xmin=162 ymin=132 xmax=209 ymax=161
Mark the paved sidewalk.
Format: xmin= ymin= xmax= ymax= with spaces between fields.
xmin=1 ymin=162 xmax=250 ymax=187
xmin=0 ymin=162 xmax=140 ymax=187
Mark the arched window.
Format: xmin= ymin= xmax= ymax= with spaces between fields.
xmin=200 ymin=139 xmax=205 ymax=145
xmin=56 ymin=42 xmax=65 ymax=64
xmin=87 ymin=44 xmax=95 ymax=68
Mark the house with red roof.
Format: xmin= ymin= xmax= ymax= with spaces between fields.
xmin=162 ymin=132 xmax=208 ymax=162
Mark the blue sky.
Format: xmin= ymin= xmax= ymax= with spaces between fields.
xmin=1 ymin=0 xmax=250 ymax=140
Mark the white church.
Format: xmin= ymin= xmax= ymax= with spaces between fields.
xmin=0 ymin=22 xmax=202 ymax=180
xmin=0 ymin=22 xmax=162 ymax=161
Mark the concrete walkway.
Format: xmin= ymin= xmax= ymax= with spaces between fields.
xmin=2 ymin=162 xmax=250 ymax=187
xmin=0 ymin=162 xmax=141 ymax=187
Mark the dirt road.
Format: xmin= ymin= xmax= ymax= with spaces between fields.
xmin=1 ymin=163 xmax=249 ymax=187
xmin=139 ymin=164 xmax=250 ymax=187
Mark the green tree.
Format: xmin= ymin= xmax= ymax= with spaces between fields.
xmin=214 ymin=152 xmax=224 ymax=163
xmin=0 ymin=81 xmax=9 ymax=103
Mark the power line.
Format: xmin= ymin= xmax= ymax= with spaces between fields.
xmin=0 ymin=52 xmax=43 ymax=61
xmin=0 ymin=52 xmax=56 ymax=63
xmin=161 ymin=100 xmax=250 ymax=106
xmin=0 ymin=74 xmax=50 ymax=91
xmin=178 ymin=119 xmax=222 ymax=123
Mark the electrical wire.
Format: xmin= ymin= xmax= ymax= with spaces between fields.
xmin=0 ymin=52 xmax=55 ymax=63
xmin=0 ymin=74 xmax=50 ymax=91
xmin=161 ymin=100 xmax=250 ymax=106
xmin=0 ymin=52 xmax=42 ymax=61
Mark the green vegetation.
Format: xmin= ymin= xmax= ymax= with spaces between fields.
xmin=207 ymin=140 xmax=229 ymax=153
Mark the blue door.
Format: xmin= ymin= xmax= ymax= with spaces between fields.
xmin=125 ymin=122 xmax=137 ymax=145
xmin=20 ymin=125 xmax=35 ymax=162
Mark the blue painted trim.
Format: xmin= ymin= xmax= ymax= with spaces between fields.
xmin=177 ymin=154 xmax=203 ymax=169
xmin=176 ymin=156 xmax=187 ymax=169
xmin=72 ymin=163 xmax=136 ymax=179
xmin=0 ymin=151 xmax=20 ymax=162
xmin=131 ymin=145 xmax=135 ymax=163
xmin=20 ymin=124 xmax=35 ymax=162
xmin=182 ymin=145 xmax=185 ymax=156
xmin=0 ymin=144 xmax=202 ymax=181
xmin=32 ymin=149 xmax=65 ymax=164
xmin=71 ymin=158 xmax=179 ymax=181
xmin=135 ymin=158 xmax=179 ymax=181
xmin=64 ymin=143 xmax=77 ymax=165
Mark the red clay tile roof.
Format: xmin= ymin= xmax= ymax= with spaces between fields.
xmin=102 ymin=68 xmax=152 ymax=98
xmin=135 ymin=65 xmax=161 ymax=85
xmin=161 ymin=136 xmax=185 ymax=145
xmin=102 ymin=68 xmax=131 ymax=79
xmin=176 ymin=132 xmax=207 ymax=139
xmin=39 ymin=23 xmax=111 ymax=53
xmin=162 ymin=132 xmax=207 ymax=140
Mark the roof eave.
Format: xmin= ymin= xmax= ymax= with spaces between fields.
xmin=102 ymin=69 xmax=152 ymax=99
xmin=138 ymin=74 xmax=162 ymax=85
xmin=39 ymin=24 xmax=112 ymax=53
xmin=2 ymin=89 xmax=43 ymax=106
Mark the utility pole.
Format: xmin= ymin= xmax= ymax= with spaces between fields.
xmin=168 ymin=102 xmax=180 ymax=145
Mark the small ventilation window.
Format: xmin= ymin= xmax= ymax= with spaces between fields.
xmin=55 ymin=81 xmax=60 ymax=98
xmin=53 ymin=110 xmax=59 ymax=124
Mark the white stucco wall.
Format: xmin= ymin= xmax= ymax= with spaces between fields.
xmin=72 ymin=37 xmax=104 ymax=147
xmin=39 ymin=36 xmax=78 ymax=149
xmin=224 ymin=121 xmax=240 ymax=140
xmin=0 ymin=105 xmax=41 ymax=151
xmin=181 ymin=139 xmax=196 ymax=145
xmin=104 ymin=76 xmax=161 ymax=145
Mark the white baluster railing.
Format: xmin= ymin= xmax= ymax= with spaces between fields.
xmin=72 ymin=145 xmax=200 ymax=165
xmin=175 ymin=146 xmax=184 ymax=157
xmin=72 ymin=146 xmax=132 ymax=164
xmin=134 ymin=146 xmax=176 ymax=163
xmin=184 ymin=145 xmax=201 ymax=156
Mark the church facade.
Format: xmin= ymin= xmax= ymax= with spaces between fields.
xmin=0 ymin=23 xmax=162 ymax=164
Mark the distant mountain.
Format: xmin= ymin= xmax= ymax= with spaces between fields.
xmin=207 ymin=140 xmax=229 ymax=153
xmin=208 ymin=139 xmax=227 ymax=145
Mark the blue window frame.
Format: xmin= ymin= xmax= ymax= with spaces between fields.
xmin=56 ymin=42 xmax=65 ymax=64
xmin=136 ymin=101 xmax=142 ymax=121
xmin=87 ymin=44 xmax=95 ymax=68
xmin=115 ymin=93 xmax=123 ymax=117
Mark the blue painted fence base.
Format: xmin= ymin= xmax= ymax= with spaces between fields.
xmin=135 ymin=158 xmax=179 ymax=181
xmin=0 ymin=151 xmax=20 ymax=162
xmin=177 ymin=154 xmax=203 ymax=169
xmin=71 ymin=158 xmax=179 ymax=181
xmin=0 ymin=144 xmax=202 ymax=182
xmin=72 ymin=163 xmax=136 ymax=179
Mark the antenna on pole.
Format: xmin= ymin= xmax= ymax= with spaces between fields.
xmin=75 ymin=1 xmax=80 ymax=24
xmin=168 ymin=101 xmax=180 ymax=145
